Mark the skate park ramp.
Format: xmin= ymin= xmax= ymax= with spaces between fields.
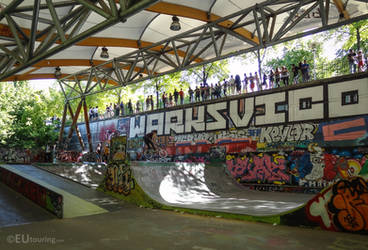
xmin=131 ymin=162 xmax=314 ymax=216
xmin=0 ymin=164 xmax=111 ymax=219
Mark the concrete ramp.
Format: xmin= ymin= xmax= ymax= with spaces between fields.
xmin=0 ymin=164 xmax=107 ymax=219
xmin=131 ymin=162 xmax=314 ymax=216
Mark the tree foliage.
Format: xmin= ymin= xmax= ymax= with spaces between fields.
xmin=183 ymin=60 xmax=230 ymax=86
xmin=0 ymin=81 xmax=58 ymax=149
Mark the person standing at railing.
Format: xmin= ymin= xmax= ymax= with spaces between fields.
xmin=228 ymin=75 xmax=235 ymax=95
xmin=274 ymin=68 xmax=280 ymax=87
xmin=150 ymin=95 xmax=154 ymax=110
xmin=136 ymin=101 xmax=140 ymax=113
xmin=179 ymin=88 xmax=184 ymax=105
xmin=347 ymin=49 xmax=357 ymax=74
xmin=248 ymin=73 xmax=255 ymax=92
xmin=357 ymin=50 xmax=365 ymax=72
xmin=127 ymin=99 xmax=133 ymax=114
xmin=268 ymin=69 xmax=274 ymax=88
xmin=235 ymin=74 xmax=242 ymax=94
xmin=291 ymin=64 xmax=299 ymax=84
xmin=223 ymin=79 xmax=228 ymax=97
xmin=173 ymin=89 xmax=179 ymax=106
xmin=281 ymin=66 xmax=289 ymax=86
xmin=161 ymin=92 xmax=167 ymax=108
xmin=242 ymin=73 xmax=248 ymax=93
xmin=119 ymin=101 xmax=124 ymax=116
xmin=195 ymin=86 xmax=200 ymax=102
xmin=188 ymin=87 xmax=194 ymax=103
xmin=301 ymin=60 xmax=310 ymax=82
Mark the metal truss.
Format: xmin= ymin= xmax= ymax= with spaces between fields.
xmin=0 ymin=0 xmax=159 ymax=81
xmin=58 ymin=0 xmax=368 ymax=100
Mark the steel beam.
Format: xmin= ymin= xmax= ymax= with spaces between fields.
xmin=0 ymin=0 xmax=159 ymax=81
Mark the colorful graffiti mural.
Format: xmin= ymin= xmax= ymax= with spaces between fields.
xmin=0 ymin=148 xmax=31 ymax=163
xmin=105 ymin=136 xmax=135 ymax=195
xmin=0 ymin=167 xmax=63 ymax=218
xmin=306 ymin=177 xmax=368 ymax=233
xmin=56 ymin=151 xmax=81 ymax=162
xmin=65 ymin=78 xmax=368 ymax=191
xmin=105 ymin=162 xmax=135 ymax=196
xmin=226 ymin=147 xmax=368 ymax=188
xmin=226 ymin=153 xmax=290 ymax=184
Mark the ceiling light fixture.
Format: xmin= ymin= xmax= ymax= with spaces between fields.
xmin=100 ymin=47 xmax=109 ymax=58
xmin=170 ymin=16 xmax=181 ymax=31
xmin=55 ymin=66 xmax=62 ymax=78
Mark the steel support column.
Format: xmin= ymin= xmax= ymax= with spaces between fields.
xmin=58 ymin=102 xmax=68 ymax=149
xmin=82 ymin=98 xmax=93 ymax=153
xmin=67 ymin=100 xmax=85 ymax=151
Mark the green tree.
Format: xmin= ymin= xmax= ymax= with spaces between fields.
xmin=0 ymin=81 xmax=59 ymax=149
xmin=183 ymin=60 xmax=230 ymax=86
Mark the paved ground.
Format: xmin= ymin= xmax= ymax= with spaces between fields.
xmin=0 ymin=182 xmax=54 ymax=228
xmin=1 ymin=165 xmax=125 ymax=213
xmin=0 ymin=204 xmax=367 ymax=250
xmin=132 ymin=162 xmax=314 ymax=216
xmin=1 ymin=163 xmax=367 ymax=249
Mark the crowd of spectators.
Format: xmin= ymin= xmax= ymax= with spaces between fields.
xmin=86 ymin=49 xmax=367 ymax=121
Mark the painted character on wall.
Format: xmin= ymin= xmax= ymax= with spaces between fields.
xmin=305 ymin=143 xmax=325 ymax=181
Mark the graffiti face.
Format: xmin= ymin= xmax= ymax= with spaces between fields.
xmin=305 ymin=144 xmax=324 ymax=181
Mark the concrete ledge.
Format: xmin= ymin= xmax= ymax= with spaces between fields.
xmin=0 ymin=165 xmax=63 ymax=218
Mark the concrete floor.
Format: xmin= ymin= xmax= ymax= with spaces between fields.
xmin=0 ymin=182 xmax=54 ymax=228
xmin=0 ymin=203 xmax=367 ymax=250
xmin=0 ymin=164 xmax=367 ymax=249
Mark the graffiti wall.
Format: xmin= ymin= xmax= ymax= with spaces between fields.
xmin=66 ymin=77 xmax=368 ymax=189
xmin=0 ymin=167 xmax=63 ymax=218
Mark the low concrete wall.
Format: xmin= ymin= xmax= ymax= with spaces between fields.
xmin=0 ymin=165 xmax=63 ymax=218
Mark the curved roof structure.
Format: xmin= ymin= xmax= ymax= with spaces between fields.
xmin=0 ymin=0 xmax=367 ymax=86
